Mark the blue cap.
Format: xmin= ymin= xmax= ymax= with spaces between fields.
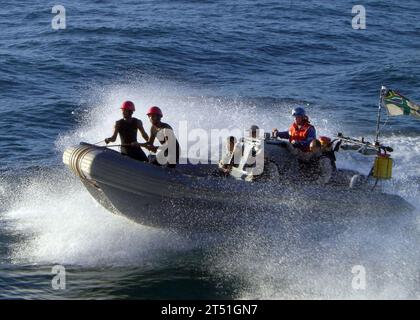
xmin=292 ymin=107 xmax=306 ymax=117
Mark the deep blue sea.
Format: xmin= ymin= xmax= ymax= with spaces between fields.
xmin=0 ymin=0 xmax=419 ymax=299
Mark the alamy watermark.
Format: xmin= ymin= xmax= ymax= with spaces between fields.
xmin=50 ymin=5 xmax=366 ymax=31
xmin=52 ymin=5 xmax=66 ymax=30
xmin=51 ymin=265 xmax=66 ymax=290
xmin=150 ymin=122 xmax=266 ymax=176
xmin=352 ymin=5 xmax=366 ymax=30
xmin=351 ymin=265 xmax=366 ymax=290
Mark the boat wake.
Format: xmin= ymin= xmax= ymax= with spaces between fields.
xmin=1 ymin=79 xmax=418 ymax=298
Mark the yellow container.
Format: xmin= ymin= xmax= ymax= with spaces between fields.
xmin=373 ymin=155 xmax=393 ymax=179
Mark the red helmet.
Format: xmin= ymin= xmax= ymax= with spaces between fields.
xmin=319 ymin=136 xmax=331 ymax=146
xmin=121 ymin=101 xmax=135 ymax=111
xmin=147 ymin=106 xmax=163 ymax=117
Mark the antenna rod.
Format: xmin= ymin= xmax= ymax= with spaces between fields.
xmin=375 ymin=86 xmax=386 ymax=145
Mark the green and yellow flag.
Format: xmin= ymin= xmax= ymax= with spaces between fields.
xmin=382 ymin=87 xmax=420 ymax=119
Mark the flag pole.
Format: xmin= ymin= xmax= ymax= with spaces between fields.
xmin=374 ymin=85 xmax=386 ymax=145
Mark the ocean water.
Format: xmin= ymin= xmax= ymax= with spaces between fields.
xmin=0 ymin=0 xmax=419 ymax=299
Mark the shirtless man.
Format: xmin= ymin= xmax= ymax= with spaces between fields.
xmin=105 ymin=101 xmax=149 ymax=162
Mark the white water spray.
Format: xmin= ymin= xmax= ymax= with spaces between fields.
xmin=1 ymin=78 xmax=418 ymax=299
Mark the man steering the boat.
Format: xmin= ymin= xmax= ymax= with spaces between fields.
xmin=104 ymin=101 xmax=149 ymax=162
xmin=272 ymin=107 xmax=316 ymax=152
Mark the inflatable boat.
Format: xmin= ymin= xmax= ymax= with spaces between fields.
xmin=62 ymin=140 xmax=415 ymax=231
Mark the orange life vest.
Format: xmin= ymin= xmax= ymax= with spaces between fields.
xmin=288 ymin=121 xmax=314 ymax=150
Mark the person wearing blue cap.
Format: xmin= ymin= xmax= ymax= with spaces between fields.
xmin=272 ymin=107 xmax=316 ymax=152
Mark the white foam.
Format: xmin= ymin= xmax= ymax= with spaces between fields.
xmin=3 ymin=170 xmax=190 ymax=267
xmin=2 ymin=78 xmax=419 ymax=298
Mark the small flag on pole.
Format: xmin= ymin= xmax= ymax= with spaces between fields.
xmin=382 ymin=87 xmax=420 ymax=119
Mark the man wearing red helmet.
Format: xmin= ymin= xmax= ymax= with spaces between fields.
xmin=139 ymin=106 xmax=180 ymax=168
xmin=319 ymin=136 xmax=337 ymax=170
xmin=105 ymin=101 xmax=149 ymax=162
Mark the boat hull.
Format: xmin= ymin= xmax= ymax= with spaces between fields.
xmin=63 ymin=143 xmax=415 ymax=231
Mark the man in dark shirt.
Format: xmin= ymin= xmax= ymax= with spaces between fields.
xmin=105 ymin=101 xmax=149 ymax=162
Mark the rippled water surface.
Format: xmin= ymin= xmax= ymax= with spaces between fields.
xmin=0 ymin=0 xmax=419 ymax=299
